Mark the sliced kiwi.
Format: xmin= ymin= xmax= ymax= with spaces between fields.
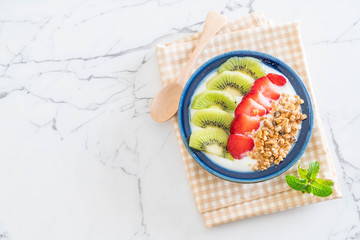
xmin=191 ymin=108 xmax=234 ymax=132
xmin=189 ymin=128 xmax=229 ymax=157
xmin=191 ymin=90 xmax=236 ymax=112
xmin=224 ymin=152 xmax=234 ymax=161
xmin=206 ymin=71 xmax=254 ymax=96
xmin=218 ymin=57 xmax=266 ymax=80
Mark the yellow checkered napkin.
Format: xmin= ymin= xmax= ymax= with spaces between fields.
xmin=156 ymin=12 xmax=342 ymax=228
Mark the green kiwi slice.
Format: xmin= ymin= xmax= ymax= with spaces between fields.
xmin=206 ymin=71 xmax=254 ymax=96
xmin=224 ymin=152 xmax=234 ymax=161
xmin=191 ymin=90 xmax=236 ymax=112
xmin=191 ymin=108 xmax=234 ymax=132
xmin=218 ymin=57 xmax=266 ymax=80
xmin=189 ymin=128 xmax=229 ymax=157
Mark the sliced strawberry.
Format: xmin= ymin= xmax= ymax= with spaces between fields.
xmin=251 ymin=77 xmax=280 ymax=100
xmin=234 ymin=97 xmax=266 ymax=117
xmin=230 ymin=114 xmax=260 ymax=135
xmin=227 ymin=134 xmax=254 ymax=159
xmin=244 ymin=90 xmax=272 ymax=113
xmin=267 ymin=73 xmax=287 ymax=86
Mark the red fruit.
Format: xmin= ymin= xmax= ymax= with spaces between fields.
xmin=235 ymin=97 xmax=266 ymax=117
xmin=267 ymin=73 xmax=287 ymax=86
xmin=230 ymin=114 xmax=260 ymax=135
xmin=227 ymin=134 xmax=254 ymax=159
xmin=244 ymin=90 xmax=272 ymax=113
xmin=251 ymin=77 xmax=280 ymax=100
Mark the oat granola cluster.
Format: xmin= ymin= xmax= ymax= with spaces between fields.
xmin=248 ymin=94 xmax=307 ymax=171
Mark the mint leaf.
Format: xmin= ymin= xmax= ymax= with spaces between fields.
xmin=309 ymin=182 xmax=333 ymax=197
xmin=286 ymin=161 xmax=334 ymax=197
xmin=298 ymin=164 xmax=308 ymax=180
xmin=301 ymin=185 xmax=311 ymax=194
xmin=315 ymin=178 xmax=334 ymax=187
xmin=307 ymin=161 xmax=320 ymax=181
xmin=286 ymin=175 xmax=307 ymax=191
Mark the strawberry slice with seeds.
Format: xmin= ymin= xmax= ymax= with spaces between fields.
xmin=244 ymin=90 xmax=273 ymax=113
xmin=227 ymin=134 xmax=254 ymax=159
xmin=251 ymin=76 xmax=280 ymax=100
xmin=230 ymin=114 xmax=260 ymax=135
xmin=235 ymin=97 xmax=266 ymax=117
xmin=267 ymin=73 xmax=287 ymax=86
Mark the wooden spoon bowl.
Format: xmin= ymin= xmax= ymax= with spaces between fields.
xmin=150 ymin=83 xmax=183 ymax=122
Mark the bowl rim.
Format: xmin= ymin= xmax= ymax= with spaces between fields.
xmin=178 ymin=50 xmax=314 ymax=183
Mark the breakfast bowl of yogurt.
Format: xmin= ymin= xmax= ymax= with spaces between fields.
xmin=178 ymin=50 xmax=314 ymax=183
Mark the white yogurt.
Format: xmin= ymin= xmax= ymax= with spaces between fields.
xmin=204 ymin=153 xmax=256 ymax=172
xmin=189 ymin=64 xmax=298 ymax=172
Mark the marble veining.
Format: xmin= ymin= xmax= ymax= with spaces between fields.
xmin=0 ymin=0 xmax=359 ymax=239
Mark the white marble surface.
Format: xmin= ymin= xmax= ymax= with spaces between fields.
xmin=0 ymin=0 xmax=359 ymax=239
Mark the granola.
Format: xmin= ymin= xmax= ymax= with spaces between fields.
xmin=248 ymin=94 xmax=307 ymax=171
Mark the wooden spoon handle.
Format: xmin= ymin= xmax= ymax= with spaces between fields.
xmin=176 ymin=10 xmax=227 ymax=86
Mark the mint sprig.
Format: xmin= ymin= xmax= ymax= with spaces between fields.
xmin=286 ymin=161 xmax=334 ymax=197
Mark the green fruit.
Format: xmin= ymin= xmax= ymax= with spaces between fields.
xmin=189 ymin=128 xmax=229 ymax=157
xmin=206 ymin=71 xmax=254 ymax=96
xmin=224 ymin=152 xmax=234 ymax=161
xmin=218 ymin=57 xmax=266 ymax=80
xmin=191 ymin=90 xmax=236 ymax=112
xmin=191 ymin=108 xmax=234 ymax=132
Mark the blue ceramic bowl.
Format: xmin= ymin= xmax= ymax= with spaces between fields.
xmin=178 ymin=50 xmax=314 ymax=183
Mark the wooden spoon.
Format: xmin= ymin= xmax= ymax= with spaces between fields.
xmin=150 ymin=10 xmax=227 ymax=122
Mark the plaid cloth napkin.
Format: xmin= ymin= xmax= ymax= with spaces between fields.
xmin=156 ymin=12 xmax=342 ymax=228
